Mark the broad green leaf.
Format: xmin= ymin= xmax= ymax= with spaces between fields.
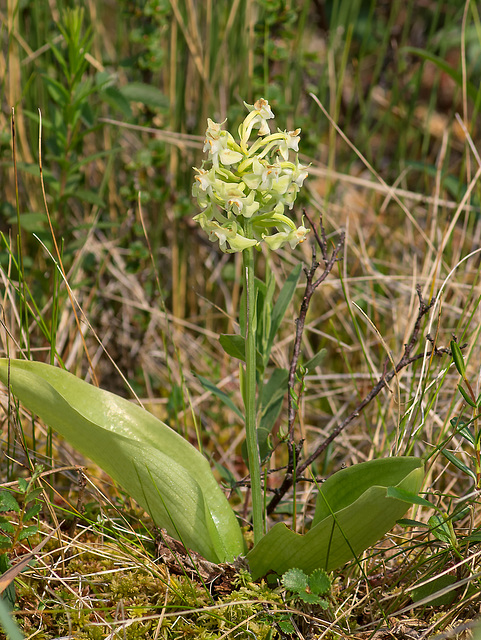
xmin=219 ymin=334 xmax=246 ymax=362
xmin=0 ymin=521 xmax=15 ymax=535
xmin=428 ymin=514 xmax=455 ymax=546
xmin=247 ymin=457 xmax=424 ymax=579
xmin=0 ymin=359 xmax=245 ymax=564
xmin=282 ymin=567 xmax=308 ymax=592
xmin=17 ymin=526 xmax=38 ymax=542
xmin=24 ymin=488 xmax=43 ymax=504
xmin=24 ymin=504 xmax=42 ymax=521
xmin=309 ymin=568 xmax=330 ymax=595
xmin=266 ymin=263 xmax=302 ymax=359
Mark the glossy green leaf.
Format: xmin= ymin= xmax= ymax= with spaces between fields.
xmin=457 ymin=384 xmax=477 ymax=408
xmin=247 ymin=457 xmax=424 ymax=579
xmin=0 ymin=359 xmax=245 ymax=564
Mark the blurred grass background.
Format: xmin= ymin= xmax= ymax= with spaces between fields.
xmin=1 ymin=0 xmax=481 ymax=635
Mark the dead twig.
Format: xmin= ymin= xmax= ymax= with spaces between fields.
xmin=267 ymin=273 xmax=439 ymax=515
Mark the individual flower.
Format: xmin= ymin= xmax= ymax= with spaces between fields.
xmin=204 ymin=118 xmax=243 ymax=167
xmin=278 ymin=128 xmax=301 ymax=161
xmin=241 ymin=98 xmax=275 ymax=143
xmin=263 ymin=224 xmax=310 ymax=250
xmin=193 ymin=211 xmax=258 ymax=253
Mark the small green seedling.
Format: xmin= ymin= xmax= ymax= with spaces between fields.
xmin=281 ymin=567 xmax=331 ymax=607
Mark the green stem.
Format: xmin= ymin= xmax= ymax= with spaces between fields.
xmin=243 ymin=239 xmax=264 ymax=544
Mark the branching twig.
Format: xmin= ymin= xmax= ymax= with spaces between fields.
xmin=287 ymin=210 xmax=345 ymax=435
xmin=268 ymin=276 xmax=438 ymax=515
xmin=270 ymin=212 xmax=344 ymax=515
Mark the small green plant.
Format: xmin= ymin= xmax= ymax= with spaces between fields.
xmin=281 ymin=567 xmax=331 ymax=607
xmin=0 ymin=100 xmax=424 ymax=580
xmin=0 ymin=466 xmax=44 ymax=610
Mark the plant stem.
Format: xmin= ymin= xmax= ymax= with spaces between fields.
xmin=243 ymin=239 xmax=264 ymax=544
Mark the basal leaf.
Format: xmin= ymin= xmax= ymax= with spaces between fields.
xmin=0 ymin=359 xmax=245 ymax=564
xmin=281 ymin=567 xmax=308 ymax=592
xmin=247 ymin=457 xmax=424 ymax=579
xmin=309 ymin=568 xmax=331 ymax=595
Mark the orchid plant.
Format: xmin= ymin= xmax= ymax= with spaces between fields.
xmin=192 ymin=99 xmax=310 ymax=544
xmin=0 ymin=99 xmax=424 ymax=580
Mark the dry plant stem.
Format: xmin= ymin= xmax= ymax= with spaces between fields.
xmin=267 ymin=212 xmax=344 ymax=515
xmin=267 ymin=279 xmax=435 ymax=514
xmin=287 ymin=210 xmax=345 ymax=434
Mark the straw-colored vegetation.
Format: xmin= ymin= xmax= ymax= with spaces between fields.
xmin=1 ymin=0 xmax=481 ymax=638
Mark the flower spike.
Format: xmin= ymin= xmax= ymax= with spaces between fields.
xmin=193 ymin=99 xmax=309 ymax=253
